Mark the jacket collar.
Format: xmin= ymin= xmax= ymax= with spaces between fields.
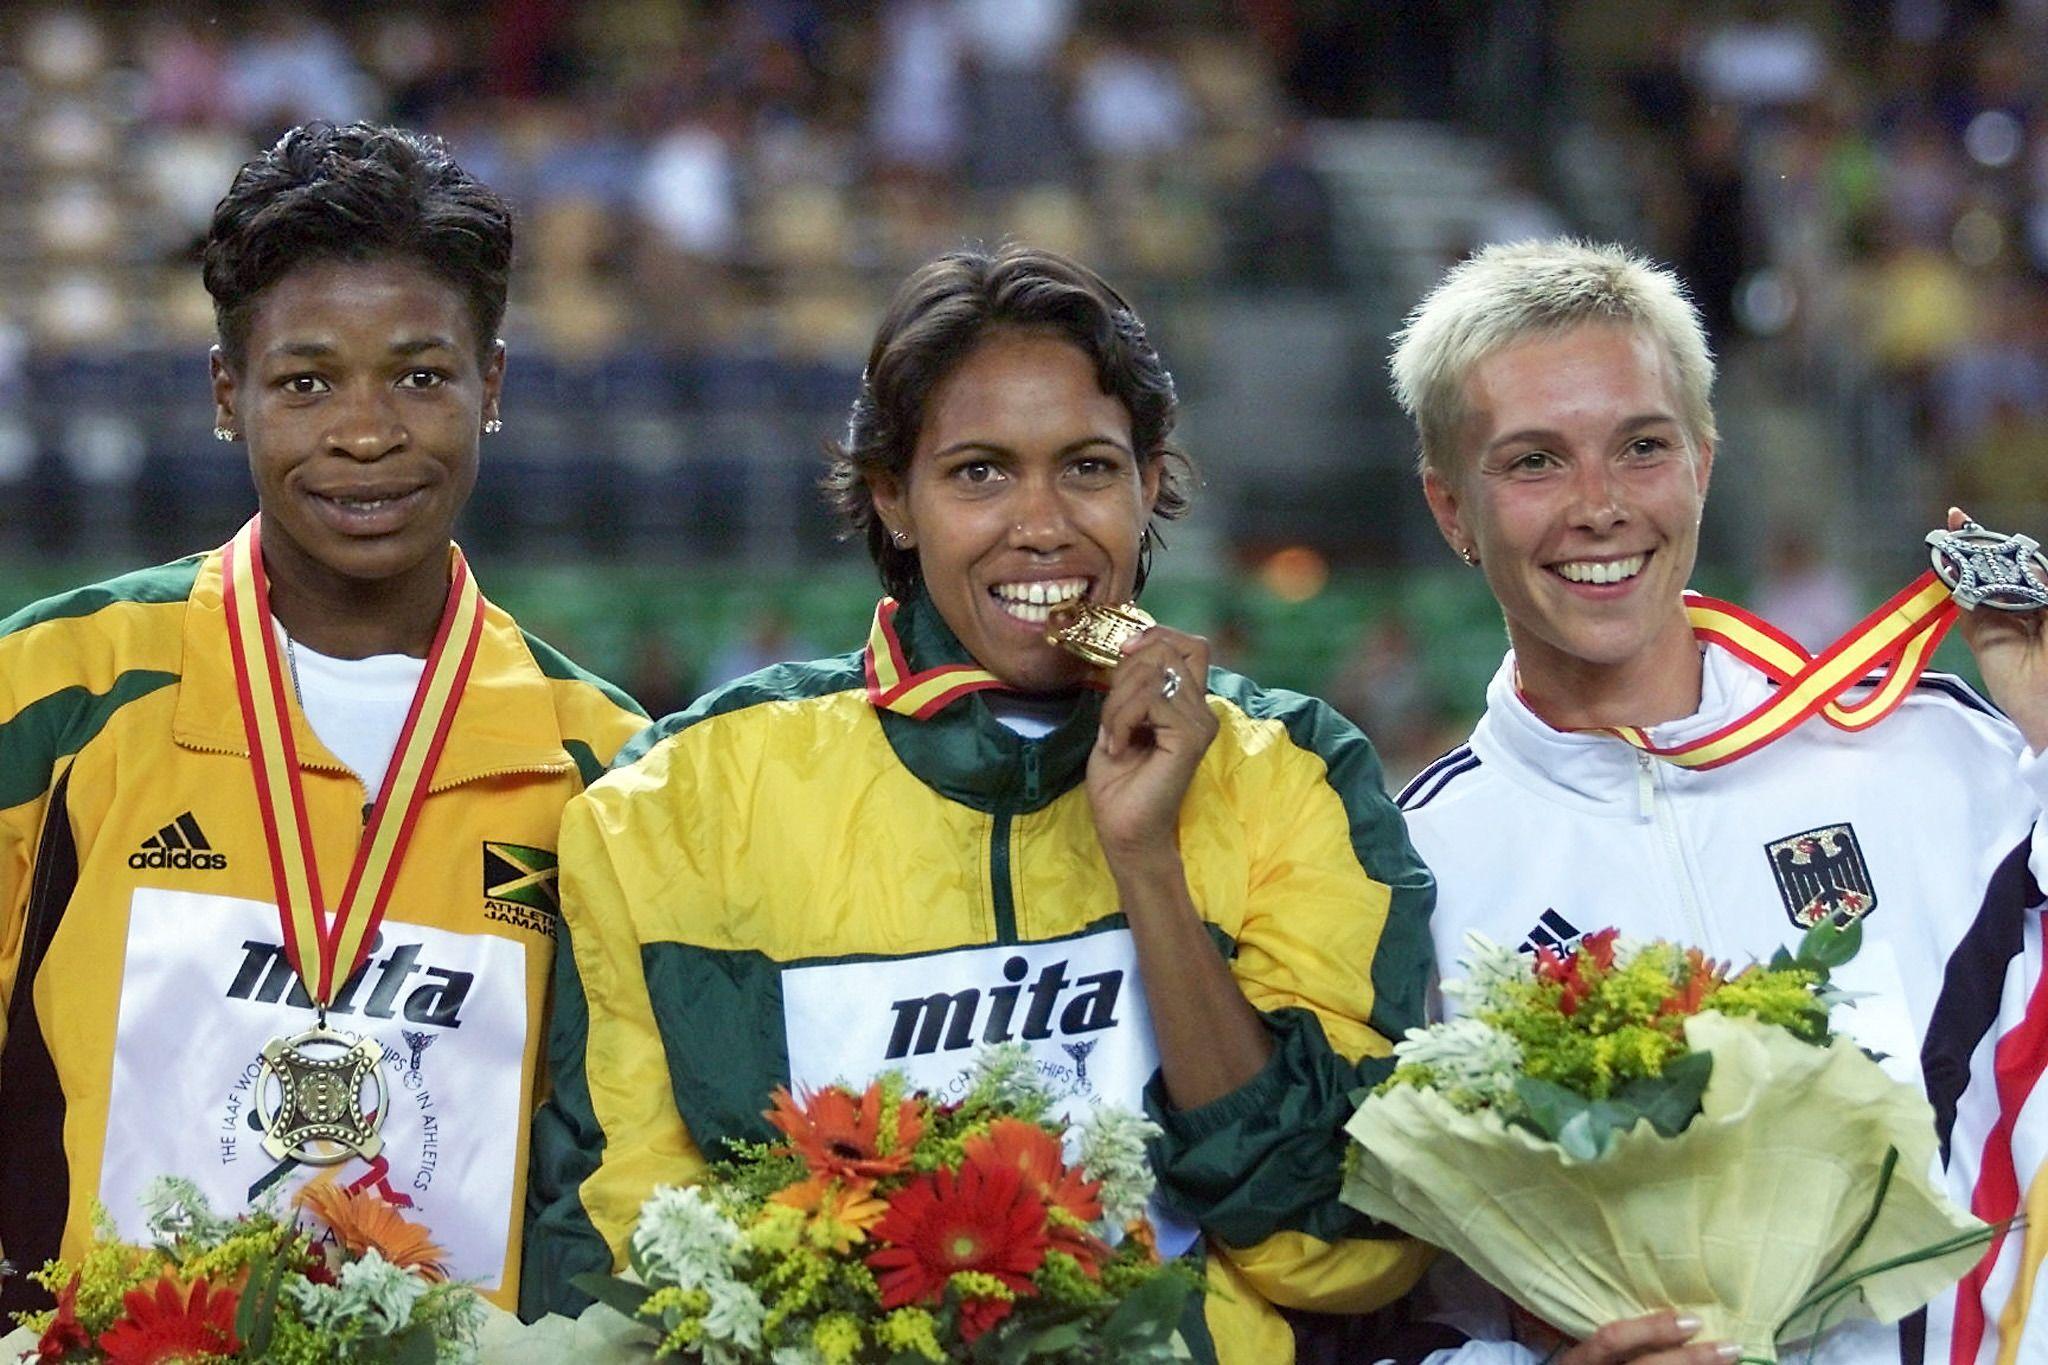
xmin=1471 ymin=643 xmax=1776 ymax=812
xmin=866 ymin=593 xmax=1101 ymax=813
xmin=173 ymin=543 xmax=577 ymax=787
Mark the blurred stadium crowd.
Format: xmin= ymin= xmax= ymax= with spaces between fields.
xmin=0 ymin=0 xmax=2046 ymax=782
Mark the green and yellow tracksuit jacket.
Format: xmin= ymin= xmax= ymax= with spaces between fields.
xmin=0 ymin=546 xmax=644 ymax=1315
xmin=525 ymin=593 xmax=1436 ymax=1361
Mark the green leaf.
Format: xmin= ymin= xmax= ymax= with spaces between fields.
xmin=233 ymin=1250 xmax=286 ymax=1356
xmin=1012 ymin=1319 xmax=1091 ymax=1355
xmin=1795 ymin=919 xmax=1863 ymax=973
xmin=1512 ymin=1076 xmax=1590 ymax=1144
xmin=385 ymin=1324 xmax=442 ymax=1365
xmin=568 ymin=1271 xmax=653 ymax=1320
xmin=1097 ymin=1272 xmax=1197 ymax=1348
xmin=1615 ymin=1051 xmax=1714 ymax=1138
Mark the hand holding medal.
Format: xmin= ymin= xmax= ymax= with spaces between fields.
xmin=1048 ymin=601 xmax=1219 ymax=860
xmin=1932 ymin=507 xmax=2048 ymax=752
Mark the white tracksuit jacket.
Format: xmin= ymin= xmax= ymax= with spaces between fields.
xmin=1394 ymin=644 xmax=2048 ymax=1365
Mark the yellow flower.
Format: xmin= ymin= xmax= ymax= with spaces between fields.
xmin=768 ymin=1176 xmax=889 ymax=1252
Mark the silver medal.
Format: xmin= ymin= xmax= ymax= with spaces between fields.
xmin=1926 ymin=520 xmax=2048 ymax=613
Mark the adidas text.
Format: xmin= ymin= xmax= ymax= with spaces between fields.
xmin=129 ymin=846 xmax=228 ymax=871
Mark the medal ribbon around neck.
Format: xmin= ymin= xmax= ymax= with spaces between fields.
xmin=1596 ymin=573 xmax=1956 ymax=770
xmin=864 ymin=597 xmax=1005 ymax=719
xmin=221 ymin=515 xmax=486 ymax=1006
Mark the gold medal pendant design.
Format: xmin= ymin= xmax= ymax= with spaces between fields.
xmin=256 ymin=1025 xmax=389 ymax=1165
xmin=1045 ymin=601 xmax=1155 ymax=668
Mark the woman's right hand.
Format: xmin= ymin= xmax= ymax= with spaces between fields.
xmin=1556 ymin=1312 xmax=1739 ymax=1365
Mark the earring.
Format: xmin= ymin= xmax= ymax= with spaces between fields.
xmin=213 ymin=426 xmax=236 ymax=442
xmin=483 ymin=417 xmax=503 ymax=434
xmin=891 ymin=530 xmax=911 ymax=548
xmin=1458 ymin=546 xmax=1477 ymax=566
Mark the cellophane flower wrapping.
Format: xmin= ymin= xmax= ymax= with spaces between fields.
xmin=1342 ymin=1010 xmax=1984 ymax=1361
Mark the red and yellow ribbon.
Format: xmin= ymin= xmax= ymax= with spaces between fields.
xmin=863 ymin=597 xmax=1004 ymax=719
xmin=1601 ymin=573 xmax=1958 ymax=769
xmin=221 ymin=516 xmax=485 ymax=1004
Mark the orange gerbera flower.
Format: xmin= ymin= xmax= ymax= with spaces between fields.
xmin=767 ymin=1080 xmax=925 ymax=1179
xmin=95 ymin=1273 xmax=239 ymax=1365
xmin=965 ymin=1119 xmax=1103 ymax=1224
xmin=769 ymin=1175 xmax=891 ymax=1252
xmin=963 ymin=1118 xmax=1108 ymax=1269
xmin=296 ymin=1176 xmax=449 ymax=1280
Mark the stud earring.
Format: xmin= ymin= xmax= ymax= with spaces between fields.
xmin=1457 ymin=546 xmax=1476 ymax=566
xmin=213 ymin=426 xmax=236 ymax=442
xmin=891 ymin=530 xmax=911 ymax=548
xmin=483 ymin=417 xmax=503 ymax=434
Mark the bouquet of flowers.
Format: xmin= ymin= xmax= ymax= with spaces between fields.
xmin=1341 ymin=923 xmax=1993 ymax=1363
xmin=572 ymin=1045 xmax=1199 ymax=1364
xmin=4 ymin=1175 xmax=481 ymax=1364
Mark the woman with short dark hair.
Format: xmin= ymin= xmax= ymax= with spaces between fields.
xmin=526 ymin=243 xmax=1436 ymax=1362
xmin=0 ymin=122 xmax=645 ymax=1316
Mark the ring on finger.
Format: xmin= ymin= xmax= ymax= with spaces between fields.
xmin=1159 ymin=665 xmax=1182 ymax=701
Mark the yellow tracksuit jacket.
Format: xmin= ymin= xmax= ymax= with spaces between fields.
xmin=0 ymin=546 xmax=644 ymax=1315
xmin=525 ymin=593 xmax=1436 ymax=1360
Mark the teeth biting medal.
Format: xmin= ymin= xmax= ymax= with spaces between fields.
xmin=1045 ymin=600 xmax=1155 ymax=668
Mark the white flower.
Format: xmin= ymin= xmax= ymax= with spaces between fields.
xmin=1441 ymin=932 xmax=1534 ymax=1012
xmin=140 ymin=1176 xmax=237 ymax=1244
xmin=968 ymin=1042 xmax=1056 ymax=1114
xmin=286 ymin=1249 xmax=427 ymax=1336
xmin=1076 ymin=1105 xmax=1161 ymax=1232
xmin=632 ymin=1185 xmax=745 ymax=1290
xmin=1391 ymin=1016 xmax=1524 ymax=1111
xmin=701 ymin=1277 xmax=767 ymax=1350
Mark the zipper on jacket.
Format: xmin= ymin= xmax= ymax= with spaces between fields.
xmin=988 ymin=740 xmax=1043 ymax=945
xmin=1640 ymin=752 xmax=1712 ymax=949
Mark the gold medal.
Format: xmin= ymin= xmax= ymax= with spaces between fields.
xmin=1045 ymin=601 xmax=1155 ymax=668
xmin=256 ymin=1025 xmax=389 ymax=1165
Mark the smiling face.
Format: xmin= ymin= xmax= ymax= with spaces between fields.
xmin=1422 ymin=322 xmax=1713 ymax=719
xmin=870 ymin=329 xmax=1161 ymax=692
xmin=212 ymin=256 xmax=503 ymax=648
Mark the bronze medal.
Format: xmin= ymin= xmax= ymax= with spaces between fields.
xmin=1045 ymin=601 xmax=1155 ymax=668
xmin=223 ymin=516 xmax=484 ymax=1173
xmin=256 ymin=1025 xmax=389 ymax=1165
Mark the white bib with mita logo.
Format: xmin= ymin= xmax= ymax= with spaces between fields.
xmin=100 ymin=887 xmax=527 ymax=1288
xmin=780 ymin=929 xmax=1198 ymax=1255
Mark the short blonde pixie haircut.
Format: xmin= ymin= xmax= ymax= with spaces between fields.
xmin=1390 ymin=239 xmax=1718 ymax=475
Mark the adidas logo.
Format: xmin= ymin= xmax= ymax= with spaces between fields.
xmin=1518 ymin=908 xmax=1582 ymax=955
xmin=129 ymin=812 xmax=228 ymax=871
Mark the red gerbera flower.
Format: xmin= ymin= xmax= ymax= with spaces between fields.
xmin=957 ymin=1295 xmax=1016 ymax=1343
xmin=96 ymin=1273 xmax=240 ymax=1364
xmin=767 ymin=1081 xmax=926 ymax=1179
xmin=36 ymin=1273 xmax=90 ymax=1362
xmin=866 ymin=1159 xmax=1051 ymax=1309
xmin=964 ymin=1118 xmax=1109 ymax=1269
xmin=1578 ymin=927 xmax=1620 ymax=971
